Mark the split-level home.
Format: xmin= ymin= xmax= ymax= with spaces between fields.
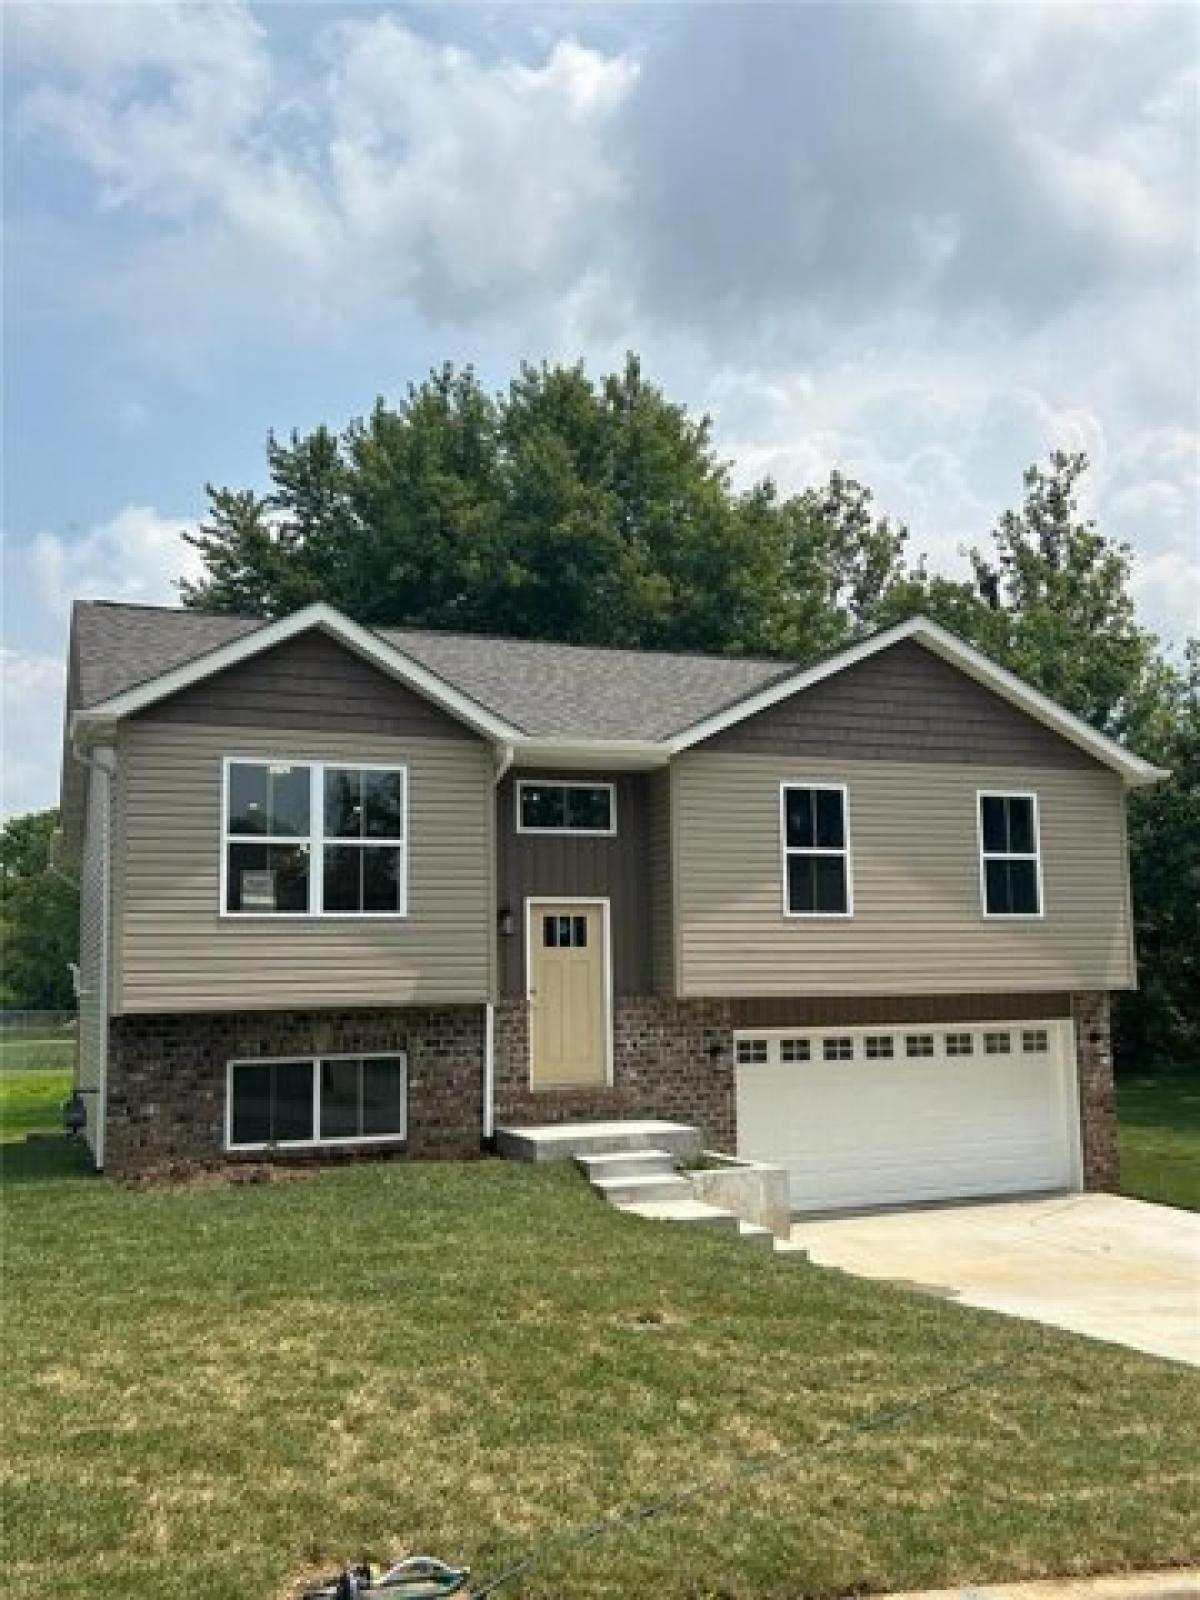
xmin=59 ymin=600 xmax=1165 ymax=1210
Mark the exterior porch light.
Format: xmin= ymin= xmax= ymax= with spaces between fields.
xmin=497 ymin=906 xmax=515 ymax=938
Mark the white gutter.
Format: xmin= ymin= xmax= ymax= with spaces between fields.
xmin=71 ymin=741 xmax=116 ymax=1171
xmin=482 ymin=1001 xmax=495 ymax=1143
xmin=481 ymin=744 xmax=514 ymax=1143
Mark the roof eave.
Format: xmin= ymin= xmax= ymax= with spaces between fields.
xmin=509 ymin=738 xmax=671 ymax=771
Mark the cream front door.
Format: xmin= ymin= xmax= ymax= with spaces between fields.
xmin=529 ymin=901 xmax=608 ymax=1088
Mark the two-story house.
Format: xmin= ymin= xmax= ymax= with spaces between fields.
xmin=60 ymin=600 xmax=1164 ymax=1210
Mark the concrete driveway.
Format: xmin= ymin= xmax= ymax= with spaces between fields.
xmin=785 ymin=1193 xmax=1199 ymax=1366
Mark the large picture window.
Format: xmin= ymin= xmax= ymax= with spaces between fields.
xmin=781 ymin=783 xmax=851 ymax=916
xmin=223 ymin=759 xmax=407 ymax=916
xmin=517 ymin=780 xmax=615 ymax=835
xmin=226 ymin=1054 xmax=407 ymax=1150
xmin=978 ymin=792 xmax=1042 ymax=917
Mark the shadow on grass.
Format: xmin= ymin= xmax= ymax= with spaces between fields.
xmin=0 ymin=1135 xmax=94 ymax=1185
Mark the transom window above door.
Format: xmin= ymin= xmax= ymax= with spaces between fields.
xmin=978 ymin=792 xmax=1042 ymax=917
xmin=781 ymin=784 xmax=851 ymax=916
xmin=223 ymin=758 xmax=407 ymax=916
xmin=517 ymin=780 xmax=616 ymax=835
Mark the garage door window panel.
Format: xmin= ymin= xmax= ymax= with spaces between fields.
xmin=782 ymin=784 xmax=852 ymax=917
xmin=979 ymin=793 xmax=1043 ymax=918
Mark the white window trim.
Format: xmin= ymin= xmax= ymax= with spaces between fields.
xmin=779 ymin=781 xmax=854 ymax=919
xmin=220 ymin=756 xmax=409 ymax=919
xmin=515 ymin=778 xmax=617 ymax=837
xmin=976 ymin=789 xmax=1045 ymax=921
xmin=224 ymin=1051 xmax=408 ymax=1152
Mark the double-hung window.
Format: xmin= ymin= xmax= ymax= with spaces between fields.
xmin=226 ymin=1053 xmax=407 ymax=1149
xmin=978 ymin=792 xmax=1042 ymax=917
xmin=781 ymin=784 xmax=851 ymax=916
xmin=223 ymin=759 xmax=407 ymax=916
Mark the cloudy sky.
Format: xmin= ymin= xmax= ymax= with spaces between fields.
xmin=3 ymin=1 xmax=1197 ymax=817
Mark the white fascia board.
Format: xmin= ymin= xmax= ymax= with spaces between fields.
xmin=668 ymin=615 xmax=1168 ymax=787
xmin=69 ymin=603 xmax=524 ymax=743
xmin=510 ymin=739 xmax=670 ymax=771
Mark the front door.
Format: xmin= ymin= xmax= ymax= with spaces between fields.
xmin=529 ymin=901 xmax=608 ymax=1088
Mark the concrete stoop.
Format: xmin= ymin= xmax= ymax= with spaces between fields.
xmin=494 ymin=1120 xmax=777 ymax=1248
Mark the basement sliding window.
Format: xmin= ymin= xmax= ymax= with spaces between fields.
xmin=223 ymin=759 xmax=407 ymax=916
xmin=226 ymin=1054 xmax=407 ymax=1150
xmin=978 ymin=793 xmax=1042 ymax=918
xmin=781 ymin=784 xmax=851 ymax=916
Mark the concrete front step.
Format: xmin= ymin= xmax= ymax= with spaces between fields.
xmin=495 ymin=1120 xmax=702 ymax=1163
xmin=616 ymin=1197 xmax=741 ymax=1231
xmin=575 ymin=1148 xmax=678 ymax=1182
xmin=738 ymin=1221 xmax=777 ymax=1250
xmin=592 ymin=1172 xmax=693 ymax=1206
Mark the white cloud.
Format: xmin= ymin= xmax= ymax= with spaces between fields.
xmin=26 ymin=505 xmax=203 ymax=622
xmin=3 ymin=505 xmax=202 ymax=818
xmin=10 ymin=6 xmax=638 ymax=336
xmin=1 ymin=650 xmax=67 ymax=819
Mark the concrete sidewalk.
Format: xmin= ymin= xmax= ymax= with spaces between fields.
xmin=880 ymin=1569 xmax=1200 ymax=1599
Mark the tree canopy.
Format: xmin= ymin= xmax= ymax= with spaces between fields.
xmin=1 ymin=809 xmax=78 ymax=1011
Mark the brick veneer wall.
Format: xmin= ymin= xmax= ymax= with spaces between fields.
xmin=1073 ymin=990 xmax=1118 ymax=1190
xmin=105 ymin=1005 xmax=484 ymax=1174
xmin=493 ymin=997 xmax=735 ymax=1148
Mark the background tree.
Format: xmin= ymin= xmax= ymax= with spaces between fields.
xmin=181 ymin=356 xmax=907 ymax=655
xmin=1 ymin=811 xmax=78 ymax=1010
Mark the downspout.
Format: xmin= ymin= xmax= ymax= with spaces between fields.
xmin=72 ymin=740 xmax=116 ymax=1170
xmin=484 ymin=742 xmax=515 ymax=1143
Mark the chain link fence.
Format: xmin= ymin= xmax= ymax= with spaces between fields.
xmin=0 ymin=1011 xmax=77 ymax=1074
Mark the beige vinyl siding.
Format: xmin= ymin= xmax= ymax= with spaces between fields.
xmin=114 ymin=722 xmax=493 ymax=1013
xmin=78 ymin=757 xmax=112 ymax=1160
xmin=673 ymin=752 xmax=1134 ymax=996
xmin=647 ymin=768 xmax=676 ymax=994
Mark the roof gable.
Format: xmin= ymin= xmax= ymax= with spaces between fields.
xmin=700 ymin=637 xmax=1103 ymax=770
xmin=670 ymin=617 xmax=1166 ymax=786
xmin=134 ymin=628 xmax=481 ymax=742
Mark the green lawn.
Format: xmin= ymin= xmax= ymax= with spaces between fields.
xmin=3 ymin=1074 xmax=1198 ymax=1600
xmin=1118 ymin=1066 xmax=1200 ymax=1211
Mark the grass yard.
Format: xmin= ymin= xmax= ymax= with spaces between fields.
xmin=3 ymin=1076 xmax=1198 ymax=1600
xmin=1118 ymin=1066 xmax=1200 ymax=1211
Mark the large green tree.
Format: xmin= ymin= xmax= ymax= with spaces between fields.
xmin=0 ymin=810 xmax=79 ymax=1010
xmin=182 ymin=357 xmax=906 ymax=654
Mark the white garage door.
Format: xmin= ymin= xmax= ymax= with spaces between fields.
xmin=735 ymin=1021 xmax=1080 ymax=1213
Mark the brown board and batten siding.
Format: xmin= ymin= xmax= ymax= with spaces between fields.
xmin=111 ymin=632 xmax=495 ymax=1014
xmin=136 ymin=628 xmax=481 ymax=740
xmin=494 ymin=771 xmax=658 ymax=997
xmin=674 ymin=639 xmax=1135 ymax=998
xmin=647 ymin=768 xmax=676 ymax=995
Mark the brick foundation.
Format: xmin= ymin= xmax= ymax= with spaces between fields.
xmin=105 ymin=1006 xmax=484 ymax=1174
xmin=1073 ymin=990 xmax=1118 ymax=1190
xmin=103 ymin=991 xmax=1117 ymax=1193
xmin=494 ymin=997 xmax=735 ymax=1148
